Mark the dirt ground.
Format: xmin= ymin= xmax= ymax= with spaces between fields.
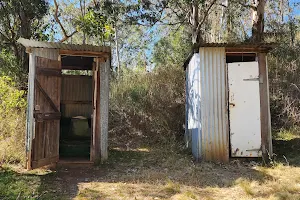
xmin=1 ymin=136 xmax=300 ymax=200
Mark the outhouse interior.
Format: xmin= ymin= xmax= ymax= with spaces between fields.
xmin=59 ymin=56 xmax=94 ymax=160
xmin=185 ymin=43 xmax=274 ymax=163
xmin=18 ymin=38 xmax=110 ymax=169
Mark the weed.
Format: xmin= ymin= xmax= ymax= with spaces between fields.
xmin=235 ymin=178 xmax=255 ymax=196
xmin=0 ymin=76 xmax=26 ymax=165
xmin=163 ymin=179 xmax=181 ymax=194
xmin=273 ymin=127 xmax=300 ymax=141
xmin=183 ymin=190 xmax=197 ymax=199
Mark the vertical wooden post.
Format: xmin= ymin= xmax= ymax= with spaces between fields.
xmin=91 ymin=58 xmax=100 ymax=162
xmin=258 ymin=53 xmax=272 ymax=161
xmin=26 ymin=51 xmax=36 ymax=170
xmin=99 ymin=59 xmax=109 ymax=162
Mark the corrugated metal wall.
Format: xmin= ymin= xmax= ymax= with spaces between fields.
xmin=61 ymin=75 xmax=93 ymax=118
xmin=186 ymin=48 xmax=229 ymax=162
xmin=199 ymin=47 xmax=228 ymax=162
xmin=186 ymin=53 xmax=201 ymax=159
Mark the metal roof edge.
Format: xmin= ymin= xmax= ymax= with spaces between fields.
xmin=17 ymin=38 xmax=111 ymax=53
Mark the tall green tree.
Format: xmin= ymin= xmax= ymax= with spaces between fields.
xmin=0 ymin=0 xmax=49 ymax=84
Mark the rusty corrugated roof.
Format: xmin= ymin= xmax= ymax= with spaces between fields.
xmin=17 ymin=38 xmax=111 ymax=53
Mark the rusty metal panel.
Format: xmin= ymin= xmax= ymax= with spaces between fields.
xmin=32 ymin=48 xmax=59 ymax=60
xmin=61 ymin=76 xmax=93 ymax=102
xmin=61 ymin=75 xmax=93 ymax=118
xmin=61 ymin=104 xmax=92 ymax=118
xmin=199 ymin=47 xmax=229 ymax=162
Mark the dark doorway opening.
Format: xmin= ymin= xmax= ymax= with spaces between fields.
xmin=59 ymin=55 xmax=94 ymax=161
xmin=226 ymin=53 xmax=256 ymax=63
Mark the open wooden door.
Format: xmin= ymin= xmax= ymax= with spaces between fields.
xmin=26 ymin=56 xmax=61 ymax=169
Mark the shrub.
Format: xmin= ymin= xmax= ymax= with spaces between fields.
xmin=0 ymin=76 xmax=26 ymax=164
xmin=109 ymin=65 xmax=185 ymax=147
xmin=268 ymin=44 xmax=300 ymax=130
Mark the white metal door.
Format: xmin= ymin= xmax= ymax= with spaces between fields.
xmin=228 ymin=62 xmax=261 ymax=157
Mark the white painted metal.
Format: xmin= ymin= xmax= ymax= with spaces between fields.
xmin=186 ymin=53 xmax=201 ymax=158
xmin=228 ymin=62 xmax=262 ymax=157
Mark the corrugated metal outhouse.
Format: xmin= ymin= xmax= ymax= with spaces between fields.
xmin=184 ymin=43 xmax=274 ymax=163
xmin=18 ymin=38 xmax=110 ymax=169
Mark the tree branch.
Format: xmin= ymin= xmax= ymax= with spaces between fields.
xmin=231 ymin=0 xmax=257 ymax=11
xmin=53 ymin=0 xmax=78 ymax=42
xmin=195 ymin=0 xmax=218 ymax=37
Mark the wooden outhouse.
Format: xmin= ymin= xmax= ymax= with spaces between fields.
xmin=184 ymin=43 xmax=274 ymax=163
xmin=18 ymin=38 xmax=110 ymax=169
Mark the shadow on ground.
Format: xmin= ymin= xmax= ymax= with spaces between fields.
xmin=273 ymin=138 xmax=300 ymax=166
xmin=35 ymin=148 xmax=273 ymax=199
xmin=1 ymin=138 xmax=300 ymax=200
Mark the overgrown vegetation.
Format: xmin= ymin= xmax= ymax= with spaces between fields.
xmin=268 ymin=45 xmax=300 ymax=130
xmin=109 ymin=65 xmax=185 ymax=148
xmin=0 ymin=76 xmax=26 ymax=165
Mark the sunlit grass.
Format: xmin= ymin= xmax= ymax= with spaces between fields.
xmin=273 ymin=127 xmax=300 ymax=141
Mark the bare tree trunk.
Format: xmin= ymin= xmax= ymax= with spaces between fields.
xmin=191 ymin=0 xmax=199 ymax=48
xmin=252 ymin=0 xmax=267 ymax=42
xmin=288 ymin=1 xmax=295 ymax=46
xmin=80 ymin=0 xmax=86 ymax=44
xmin=115 ymin=26 xmax=121 ymax=77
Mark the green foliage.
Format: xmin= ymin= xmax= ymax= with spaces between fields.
xmin=0 ymin=76 xmax=26 ymax=113
xmin=273 ymin=127 xmax=300 ymax=141
xmin=0 ymin=170 xmax=41 ymax=199
xmin=75 ymin=9 xmax=114 ymax=39
xmin=0 ymin=76 xmax=26 ymax=164
xmin=0 ymin=50 xmax=27 ymax=87
xmin=0 ymin=0 xmax=49 ymax=85
xmin=153 ymin=26 xmax=192 ymax=67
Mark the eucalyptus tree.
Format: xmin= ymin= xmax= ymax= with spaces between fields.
xmin=0 ymin=0 xmax=49 ymax=84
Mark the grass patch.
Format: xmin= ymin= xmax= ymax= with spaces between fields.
xmin=273 ymin=127 xmax=300 ymax=141
xmin=0 ymin=169 xmax=41 ymax=199
xmin=77 ymin=188 xmax=107 ymax=199
xmin=163 ymin=179 xmax=181 ymax=194
xmin=235 ymin=178 xmax=255 ymax=196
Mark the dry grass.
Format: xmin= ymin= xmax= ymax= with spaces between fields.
xmin=1 ymin=139 xmax=300 ymax=200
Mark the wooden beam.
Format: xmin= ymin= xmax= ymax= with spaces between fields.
xmin=226 ymin=53 xmax=256 ymax=57
xmin=226 ymin=48 xmax=270 ymax=53
xmin=258 ymin=53 xmax=272 ymax=162
xmin=61 ymin=100 xmax=92 ymax=104
xmin=32 ymin=156 xmax=59 ymax=169
xmin=37 ymin=67 xmax=62 ymax=77
xmin=62 ymin=74 xmax=92 ymax=78
xmin=59 ymin=49 xmax=110 ymax=58
xmin=34 ymin=112 xmax=61 ymax=121
xmin=62 ymin=66 xmax=92 ymax=70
